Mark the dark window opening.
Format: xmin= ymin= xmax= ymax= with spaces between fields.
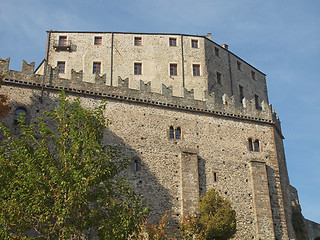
xmin=248 ymin=138 xmax=253 ymax=151
xmin=191 ymin=39 xmax=198 ymax=48
xmin=175 ymin=127 xmax=181 ymax=140
xmin=237 ymin=61 xmax=241 ymax=70
xmin=251 ymin=70 xmax=256 ymax=80
xmin=134 ymin=63 xmax=142 ymax=75
xmin=239 ymin=85 xmax=244 ymax=102
xmin=14 ymin=107 xmax=27 ymax=125
xmin=170 ymin=64 xmax=177 ymax=76
xmin=134 ymin=37 xmax=142 ymax=46
xmin=59 ymin=36 xmax=67 ymax=46
xmin=254 ymin=140 xmax=260 ymax=152
xmin=214 ymin=47 xmax=219 ymax=57
xmin=57 ymin=61 xmax=65 ymax=73
xmin=169 ymin=126 xmax=174 ymax=139
xmin=94 ymin=36 xmax=102 ymax=45
xmin=216 ymin=72 xmax=222 ymax=85
xmin=255 ymin=94 xmax=261 ymax=110
xmin=169 ymin=38 xmax=177 ymax=46
xmin=93 ymin=62 xmax=101 ymax=74
xmin=214 ymin=172 xmax=217 ymax=182
xmin=132 ymin=156 xmax=141 ymax=172
xmin=193 ymin=64 xmax=200 ymax=76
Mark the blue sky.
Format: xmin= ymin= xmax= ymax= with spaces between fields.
xmin=1 ymin=0 xmax=319 ymax=223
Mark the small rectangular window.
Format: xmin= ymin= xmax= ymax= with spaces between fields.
xmin=191 ymin=39 xmax=198 ymax=48
xmin=193 ymin=64 xmax=200 ymax=76
xmin=59 ymin=36 xmax=67 ymax=46
xmin=170 ymin=64 xmax=177 ymax=76
xmin=169 ymin=38 xmax=177 ymax=46
xmin=214 ymin=172 xmax=217 ymax=182
xmin=237 ymin=61 xmax=241 ymax=70
xmin=134 ymin=63 xmax=142 ymax=75
xmin=214 ymin=47 xmax=219 ymax=57
xmin=93 ymin=62 xmax=101 ymax=74
xmin=94 ymin=36 xmax=102 ymax=45
xmin=216 ymin=72 xmax=222 ymax=85
xmin=134 ymin=37 xmax=142 ymax=46
xmin=57 ymin=61 xmax=65 ymax=73
xmin=251 ymin=70 xmax=256 ymax=80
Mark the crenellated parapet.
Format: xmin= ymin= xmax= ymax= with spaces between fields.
xmin=1 ymin=59 xmax=283 ymax=134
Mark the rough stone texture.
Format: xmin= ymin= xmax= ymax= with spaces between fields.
xmin=306 ymin=220 xmax=320 ymax=240
xmin=1 ymin=32 xmax=319 ymax=239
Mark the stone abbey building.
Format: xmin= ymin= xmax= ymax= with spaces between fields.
xmin=1 ymin=31 xmax=319 ymax=239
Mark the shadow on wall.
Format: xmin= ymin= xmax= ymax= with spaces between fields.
xmin=0 ymin=89 xmax=174 ymax=226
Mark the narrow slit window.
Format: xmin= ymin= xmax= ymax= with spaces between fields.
xmin=255 ymin=94 xmax=260 ymax=110
xmin=248 ymin=138 xmax=253 ymax=151
xmin=216 ymin=72 xmax=222 ymax=85
xmin=239 ymin=85 xmax=244 ymax=102
xmin=132 ymin=156 xmax=141 ymax=172
xmin=237 ymin=61 xmax=241 ymax=70
xmin=251 ymin=70 xmax=256 ymax=80
xmin=175 ymin=127 xmax=181 ymax=140
xmin=214 ymin=172 xmax=217 ymax=182
xmin=254 ymin=140 xmax=260 ymax=152
xmin=214 ymin=47 xmax=219 ymax=57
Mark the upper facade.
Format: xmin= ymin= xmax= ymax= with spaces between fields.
xmin=36 ymin=31 xmax=268 ymax=106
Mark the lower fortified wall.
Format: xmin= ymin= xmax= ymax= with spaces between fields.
xmin=1 ymin=58 xmax=320 ymax=240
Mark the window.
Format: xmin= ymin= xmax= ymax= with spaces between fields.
xmin=132 ymin=156 xmax=141 ymax=172
xmin=214 ymin=172 xmax=217 ymax=182
xmin=193 ymin=64 xmax=200 ymax=76
xmin=175 ymin=127 xmax=181 ymax=140
xmin=14 ymin=107 xmax=27 ymax=125
xmin=134 ymin=37 xmax=142 ymax=46
xmin=94 ymin=36 xmax=102 ymax=45
xmin=239 ymin=85 xmax=244 ymax=102
xmin=169 ymin=126 xmax=181 ymax=140
xmin=216 ymin=72 xmax=222 ymax=85
xmin=169 ymin=126 xmax=174 ymax=139
xmin=57 ymin=61 xmax=65 ymax=73
xmin=191 ymin=39 xmax=198 ymax=48
xmin=214 ymin=47 xmax=219 ymax=57
xmin=254 ymin=140 xmax=260 ymax=152
xmin=169 ymin=38 xmax=177 ymax=46
xmin=237 ymin=61 xmax=241 ymax=70
xmin=255 ymin=94 xmax=261 ymax=110
xmin=134 ymin=63 xmax=142 ymax=75
xmin=59 ymin=36 xmax=67 ymax=46
xmin=170 ymin=64 xmax=177 ymax=76
xmin=248 ymin=138 xmax=253 ymax=151
xmin=251 ymin=70 xmax=256 ymax=80
xmin=93 ymin=62 xmax=101 ymax=74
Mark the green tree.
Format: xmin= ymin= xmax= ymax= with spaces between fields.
xmin=0 ymin=91 xmax=147 ymax=239
xmin=180 ymin=189 xmax=236 ymax=240
xmin=0 ymin=74 xmax=10 ymax=118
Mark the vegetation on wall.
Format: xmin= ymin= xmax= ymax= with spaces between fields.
xmin=0 ymin=75 xmax=10 ymax=118
xmin=0 ymin=91 xmax=147 ymax=239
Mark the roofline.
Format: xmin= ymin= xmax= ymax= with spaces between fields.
xmin=34 ymin=59 xmax=45 ymax=73
xmin=46 ymin=30 xmax=266 ymax=76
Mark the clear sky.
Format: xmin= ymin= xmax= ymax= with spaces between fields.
xmin=1 ymin=0 xmax=319 ymax=223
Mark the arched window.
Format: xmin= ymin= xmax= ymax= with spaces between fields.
xmin=254 ymin=140 xmax=260 ymax=152
xmin=169 ymin=126 xmax=174 ymax=139
xmin=248 ymin=138 xmax=253 ymax=151
xmin=175 ymin=127 xmax=181 ymax=140
xmin=14 ymin=107 xmax=27 ymax=125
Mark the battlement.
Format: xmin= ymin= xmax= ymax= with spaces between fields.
xmin=0 ymin=58 xmax=282 ymax=134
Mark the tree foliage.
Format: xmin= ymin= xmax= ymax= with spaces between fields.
xmin=197 ymin=189 xmax=236 ymax=240
xmin=0 ymin=74 xmax=10 ymax=118
xmin=0 ymin=91 xmax=147 ymax=239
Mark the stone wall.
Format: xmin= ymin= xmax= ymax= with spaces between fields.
xmin=0 ymin=58 xmax=296 ymax=239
